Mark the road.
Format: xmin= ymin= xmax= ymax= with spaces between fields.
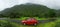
xmin=0 ymin=18 xmax=57 ymax=27
xmin=7 ymin=19 xmax=56 ymax=24
xmin=0 ymin=18 xmax=56 ymax=24
xmin=0 ymin=18 xmax=8 ymax=20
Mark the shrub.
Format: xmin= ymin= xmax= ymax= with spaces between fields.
xmin=55 ymin=22 xmax=60 ymax=27
xmin=0 ymin=20 xmax=16 ymax=27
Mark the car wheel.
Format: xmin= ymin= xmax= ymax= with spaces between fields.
xmin=34 ymin=23 xmax=37 ymax=25
xmin=23 ymin=23 xmax=26 ymax=25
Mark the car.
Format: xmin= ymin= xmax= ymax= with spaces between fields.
xmin=21 ymin=18 xmax=38 ymax=25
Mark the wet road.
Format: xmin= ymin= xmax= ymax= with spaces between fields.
xmin=0 ymin=18 xmax=56 ymax=24
xmin=8 ymin=19 xmax=56 ymax=24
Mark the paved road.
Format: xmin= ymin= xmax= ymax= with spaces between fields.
xmin=0 ymin=18 xmax=8 ymax=20
xmin=0 ymin=18 xmax=56 ymax=24
xmin=8 ymin=19 xmax=56 ymax=24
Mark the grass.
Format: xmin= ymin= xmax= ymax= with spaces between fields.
xmin=15 ymin=17 xmax=48 ymax=20
xmin=0 ymin=20 xmax=21 ymax=27
xmin=1 ymin=17 xmax=60 ymax=27
xmin=14 ymin=22 xmax=56 ymax=27
xmin=0 ymin=20 xmax=8 ymax=23
xmin=0 ymin=20 xmax=60 ymax=27
xmin=37 ymin=19 xmax=60 ymax=27
xmin=43 ymin=22 xmax=56 ymax=27
xmin=9 ymin=17 xmax=60 ymax=27
xmin=12 ymin=18 xmax=60 ymax=27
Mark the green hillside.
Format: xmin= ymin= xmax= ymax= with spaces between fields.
xmin=0 ymin=3 xmax=56 ymax=18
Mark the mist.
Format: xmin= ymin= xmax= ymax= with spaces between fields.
xmin=0 ymin=0 xmax=60 ymax=11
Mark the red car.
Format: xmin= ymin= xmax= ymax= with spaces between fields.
xmin=21 ymin=18 xmax=38 ymax=25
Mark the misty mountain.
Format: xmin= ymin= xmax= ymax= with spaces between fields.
xmin=0 ymin=3 xmax=56 ymax=17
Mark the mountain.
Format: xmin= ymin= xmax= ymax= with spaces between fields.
xmin=1 ymin=3 xmax=56 ymax=17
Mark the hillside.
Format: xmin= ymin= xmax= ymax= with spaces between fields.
xmin=1 ymin=3 xmax=56 ymax=18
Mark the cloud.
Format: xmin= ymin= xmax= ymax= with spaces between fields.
xmin=29 ymin=0 xmax=60 ymax=9
xmin=0 ymin=0 xmax=5 ymax=11
xmin=0 ymin=0 xmax=60 ymax=11
xmin=0 ymin=0 xmax=29 ymax=11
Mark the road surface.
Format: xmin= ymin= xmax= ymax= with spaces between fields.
xmin=0 ymin=18 xmax=56 ymax=24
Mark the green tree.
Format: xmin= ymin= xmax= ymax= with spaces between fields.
xmin=0 ymin=3 xmax=57 ymax=18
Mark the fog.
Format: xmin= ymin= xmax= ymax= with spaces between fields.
xmin=0 ymin=0 xmax=60 ymax=11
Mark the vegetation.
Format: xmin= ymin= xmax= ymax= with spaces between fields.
xmin=0 ymin=20 xmax=20 ymax=27
xmin=0 ymin=17 xmax=60 ymax=27
xmin=15 ymin=17 xmax=48 ymax=20
xmin=12 ymin=19 xmax=60 ymax=27
xmin=0 ymin=3 xmax=60 ymax=27
xmin=0 ymin=19 xmax=59 ymax=27
xmin=0 ymin=3 xmax=57 ymax=18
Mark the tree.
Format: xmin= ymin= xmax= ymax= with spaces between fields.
xmin=9 ymin=12 xmax=20 ymax=18
xmin=0 ymin=3 xmax=57 ymax=18
xmin=47 ymin=9 xmax=56 ymax=17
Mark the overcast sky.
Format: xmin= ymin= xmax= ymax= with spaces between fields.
xmin=0 ymin=0 xmax=60 ymax=11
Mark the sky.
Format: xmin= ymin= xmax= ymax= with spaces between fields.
xmin=0 ymin=0 xmax=60 ymax=11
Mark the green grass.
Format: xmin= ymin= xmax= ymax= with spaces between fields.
xmin=1 ymin=17 xmax=60 ymax=27
xmin=0 ymin=20 xmax=20 ymax=27
xmin=14 ymin=22 xmax=56 ymax=27
xmin=0 ymin=19 xmax=60 ymax=27
xmin=15 ymin=17 xmax=47 ymax=20
xmin=43 ymin=22 xmax=56 ymax=27
xmin=0 ymin=20 xmax=8 ymax=23
xmin=37 ymin=19 xmax=60 ymax=27
xmin=10 ymin=17 xmax=60 ymax=27
xmin=12 ymin=19 xmax=60 ymax=27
